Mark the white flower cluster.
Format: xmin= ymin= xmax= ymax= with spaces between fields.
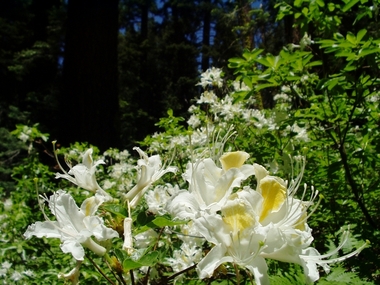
xmin=165 ymin=151 xmax=367 ymax=285
xmin=21 ymin=66 xmax=368 ymax=284
xmin=24 ymin=146 xmax=177 ymax=284
xmin=196 ymin=67 xmax=223 ymax=89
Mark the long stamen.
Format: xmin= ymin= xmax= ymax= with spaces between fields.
xmin=310 ymin=241 xmax=370 ymax=264
xmin=300 ymin=191 xmax=322 ymax=224
xmin=287 ymin=156 xmax=306 ymax=196
xmin=52 ymin=141 xmax=71 ymax=176
xmin=210 ymin=125 xmax=236 ymax=163
xmin=301 ymin=229 xmax=370 ymax=264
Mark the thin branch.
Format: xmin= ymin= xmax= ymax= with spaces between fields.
xmin=86 ymin=255 xmax=116 ymax=285
xmin=338 ymin=143 xmax=377 ymax=229
xmin=166 ymin=264 xmax=197 ymax=282
xmin=104 ymin=257 xmax=127 ymax=285
xmin=130 ymin=269 xmax=135 ymax=285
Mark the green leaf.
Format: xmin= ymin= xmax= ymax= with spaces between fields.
xmin=255 ymin=57 xmax=272 ymax=68
xmin=102 ymin=204 xmax=128 ymax=217
xmin=342 ymin=0 xmax=360 ymax=12
xmin=285 ymin=75 xmax=301 ymax=81
xmin=318 ymin=39 xmax=337 ymax=48
xmin=346 ymin=32 xmax=357 ymax=44
xmin=138 ymin=251 xmax=159 ymax=266
xmin=136 ymin=211 xmax=155 ymax=227
xmin=321 ymin=78 xmax=340 ymax=90
xmin=305 ymin=60 xmax=322 ymax=67
xmin=114 ymin=248 xmax=128 ymax=263
xmin=243 ymin=76 xmax=253 ymax=89
xmin=242 ymin=49 xmax=263 ymax=61
xmin=255 ymin=82 xmax=279 ymax=90
xmin=123 ymin=258 xmax=143 ymax=271
xmin=327 ymin=2 xmax=335 ymax=11
xmin=316 ymin=0 xmax=325 ymax=7
xmin=294 ymin=0 xmax=303 ymax=7
xmin=335 ymin=51 xmax=355 ymax=58
xmin=228 ymin=57 xmax=246 ymax=64
xmin=151 ymin=216 xmax=188 ymax=227
xmin=358 ymin=47 xmax=380 ymax=57
xmin=356 ymin=29 xmax=367 ymax=42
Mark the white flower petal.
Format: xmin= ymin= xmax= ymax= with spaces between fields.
xmin=24 ymin=221 xmax=61 ymax=239
xmin=196 ymin=244 xmax=232 ymax=279
xmin=245 ymin=257 xmax=270 ymax=285
xmin=61 ymin=239 xmax=85 ymax=261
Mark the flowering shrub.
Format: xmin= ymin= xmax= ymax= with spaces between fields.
xmin=4 ymin=63 xmax=369 ymax=284
xmin=3 ymin=4 xmax=380 ymax=279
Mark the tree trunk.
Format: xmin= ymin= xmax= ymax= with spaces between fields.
xmin=60 ymin=0 xmax=120 ymax=151
xmin=201 ymin=0 xmax=211 ymax=71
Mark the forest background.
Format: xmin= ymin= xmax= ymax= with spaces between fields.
xmin=1 ymin=0 xmax=380 ymax=284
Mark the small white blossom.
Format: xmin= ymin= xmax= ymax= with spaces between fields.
xmin=196 ymin=67 xmax=223 ymax=89
xmin=273 ymin=93 xmax=291 ymax=102
xmin=197 ymin=90 xmax=218 ymax=104
xmin=125 ymin=147 xmax=177 ymax=208
xmin=22 ymin=269 xmax=34 ymax=277
xmin=232 ymin=80 xmax=251 ymax=91
xmin=18 ymin=125 xmax=32 ymax=142
xmin=300 ymin=32 xmax=314 ymax=50
xmin=2 ymin=261 xmax=12 ymax=270
xmin=145 ymin=184 xmax=180 ymax=215
xmin=281 ymin=85 xmax=291 ymax=93
xmin=301 ymin=75 xmax=309 ymax=83
xmin=11 ymin=271 xmax=23 ymax=281
xmin=287 ymin=123 xmax=310 ymax=142
xmin=3 ymin=198 xmax=13 ymax=211
xmin=187 ymin=114 xmax=201 ymax=128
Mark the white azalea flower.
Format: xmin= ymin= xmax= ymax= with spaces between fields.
xmin=167 ymin=151 xmax=255 ymax=220
xmin=125 ymin=147 xmax=177 ymax=208
xmin=11 ymin=271 xmax=23 ymax=281
xmin=185 ymin=153 xmax=367 ymax=284
xmin=197 ymin=90 xmax=218 ymax=104
xmin=1 ymin=261 xmax=12 ymax=270
xmin=254 ymin=170 xmax=368 ymax=283
xmin=145 ymin=183 xmax=180 ymax=215
xmin=22 ymin=269 xmax=34 ymax=277
xmin=194 ymin=190 xmax=269 ymax=285
xmin=196 ymin=67 xmax=223 ymax=89
xmin=24 ymin=190 xmax=119 ymax=261
xmin=55 ymin=148 xmax=111 ymax=199
xmin=167 ymin=242 xmax=203 ymax=273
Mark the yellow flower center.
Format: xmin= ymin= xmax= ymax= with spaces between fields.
xmin=223 ymin=195 xmax=255 ymax=232
xmin=84 ymin=197 xmax=96 ymax=216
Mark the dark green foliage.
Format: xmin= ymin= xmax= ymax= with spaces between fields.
xmin=318 ymin=266 xmax=374 ymax=285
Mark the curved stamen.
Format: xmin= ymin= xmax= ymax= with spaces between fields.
xmin=52 ymin=141 xmax=71 ymax=176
